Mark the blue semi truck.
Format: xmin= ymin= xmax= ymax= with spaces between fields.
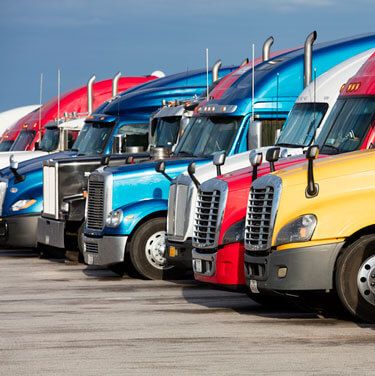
xmin=81 ymin=32 xmax=375 ymax=279
xmin=0 ymin=63 xmax=234 ymax=250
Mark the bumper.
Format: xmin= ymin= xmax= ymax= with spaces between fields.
xmin=0 ymin=214 xmax=40 ymax=248
xmin=192 ymin=242 xmax=246 ymax=289
xmin=166 ymin=239 xmax=193 ymax=270
xmin=244 ymin=242 xmax=344 ymax=292
xmin=37 ymin=217 xmax=65 ymax=249
xmin=83 ymin=235 xmax=128 ymax=266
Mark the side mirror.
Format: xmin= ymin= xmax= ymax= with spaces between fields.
xmin=249 ymin=150 xmax=263 ymax=181
xmin=266 ymin=147 xmax=280 ymax=172
xmin=34 ymin=141 xmax=40 ymax=151
xmin=187 ymin=162 xmax=200 ymax=189
xmin=305 ymin=145 xmax=319 ymax=198
xmin=248 ymin=120 xmax=263 ymax=150
xmin=9 ymin=155 xmax=24 ymax=183
xmin=113 ymin=134 xmax=123 ymax=154
xmin=306 ymin=145 xmax=319 ymax=160
xmin=155 ymin=160 xmax=172 ymax=182
xmin=213 ymin=151 xmax=226 ymax=176
xmin=156 ymin=160 xmax=166 ymax=174
xmin=10 ymin=155 xmax=19 ymax=171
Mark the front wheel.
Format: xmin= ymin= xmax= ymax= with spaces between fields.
xmin=128 ymin=217 xmax=177 ymax=280
xmin=335 ymin=235 xmax=375 ymax=324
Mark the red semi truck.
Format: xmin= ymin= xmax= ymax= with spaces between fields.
xmin=0 ymin=73 xmax=158 ymax=152
xmin=192 ymin=51 xmax=375 ymax=290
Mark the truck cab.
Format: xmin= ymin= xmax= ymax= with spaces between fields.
xmin=243 ymin=53 xmax=375 ymax=323
xmin=82 ymin=33 xmax=375 ymax=280
xmin=244 ymin=148 xmax=375 ymax=323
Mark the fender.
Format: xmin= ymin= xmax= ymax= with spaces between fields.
xmin=3 ymin=177 xmax=43 ymax=217
xmin=105 ymin=198 xmax=168 ymax=236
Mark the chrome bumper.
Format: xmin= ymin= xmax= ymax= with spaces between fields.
xmin=192 ymin=248 xmax=217 ymax=277
xmin=83 ymin=235 xmax=128 ymax=266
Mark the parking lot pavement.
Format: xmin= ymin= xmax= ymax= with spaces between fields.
xmin=0 ymin=250 xmax=374 ymax=376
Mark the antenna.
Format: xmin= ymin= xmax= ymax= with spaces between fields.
xmin=38 ymin=73 xmax=43 ymax=140
xmin=57 ymin=69 xmax=61 ymax=125
xmin=276 ymin=73 xmax=280 ymax=117
xmin=252 ymin=44 xmax=255 ymax=121
xmin=206 ymin=48 xmax=209 ymax=101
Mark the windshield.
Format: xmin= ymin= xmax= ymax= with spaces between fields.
xmin=151 ymin=117 xmax=181 ymax=149
xmin=317 ymin=97 xmax=375 ymax=155
xmin=11 ymin=130 xmax=36 ymax=151
xmin=174 ymin=116 xmax=242 ymax=157
xmin=0 ymin=140 xmax=13 ymax=151
xmin=71 ymin=123 xmax=113 ymax=156
xmin=39 ymin=127 xmax=59 ymax=152
xmin=276 ymin=103 xmax=328 ymax=147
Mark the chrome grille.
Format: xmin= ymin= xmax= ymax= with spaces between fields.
xmin=85 ymin=242 xmax=99 ymax=253
xmin=193 ymin=189 xmax=221 ymax=248
xmin=167 ymin=178 xmax=192 ymax=242
xmin=245 ymin=186 xmax=274 ymax=251
xmin=87 ymin=179 xmax=105 ymax=230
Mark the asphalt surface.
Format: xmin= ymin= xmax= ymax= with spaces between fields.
xmin=0 ymin=249 xmax=374 ymax=376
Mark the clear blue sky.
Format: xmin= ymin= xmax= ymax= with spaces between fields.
xmin=0 ymin=0 xmax=373 ymax=111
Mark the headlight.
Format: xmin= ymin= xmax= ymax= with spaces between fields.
xmin=275 ymin=214 xmax=317 ymax=246
xmin=106 ymin=209 xmax=123 ymax=228
xmin=222 ymin=220 xmax=245 ymax=245
xmin=11 ymin=199 xmax=37 ymax=212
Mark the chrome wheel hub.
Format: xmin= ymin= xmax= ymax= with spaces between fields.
xmin=145 ymin=231 xmax=171 ymax=270
xmin=357 ymin=255 xmax=375 ymax=306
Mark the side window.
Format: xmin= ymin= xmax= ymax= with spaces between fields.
xmin=261 ymin=119 xmax=286 ymax=146
xmin=67 ymin=130 xmax=79 ymax=150
xmin=116 ymin=124 xmax=149 ymax=152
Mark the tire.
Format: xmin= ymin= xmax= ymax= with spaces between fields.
xmin=335 ymin=235 xmax=375 ymax=324
xmin=128 ymin=217 xmax=178 ymax=280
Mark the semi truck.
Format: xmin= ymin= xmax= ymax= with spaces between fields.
xmin=244 ymin=147 xmax=375 ymax=323
xmin=192 ymin=51 xmax=375 ymax=290
xmin=0 ymin=63 xmax=234 ymax=250
xmin=82 ymin=33 xmax=375 ymax=280
xmin=244 ymin=53 xmax=375 ymax=323
xmin=168 ymin=49 xmax=375 ymax=280
xmin=0 ymin=73 xmax=157 ymax=154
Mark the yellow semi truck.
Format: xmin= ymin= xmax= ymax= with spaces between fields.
xmin=244 ymin=148 xmax=375 ymax=323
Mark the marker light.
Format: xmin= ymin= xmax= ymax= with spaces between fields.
xmin=346 ymin=82 xmax=361 ymax=92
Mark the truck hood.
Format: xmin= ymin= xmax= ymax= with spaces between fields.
xmin=0 ymin=151 xmax=48 ymax=170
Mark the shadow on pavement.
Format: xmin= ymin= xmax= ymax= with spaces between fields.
xmin=0 ymin=249 xmax=39 ymax=258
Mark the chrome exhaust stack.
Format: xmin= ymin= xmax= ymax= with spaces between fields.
xmin=87 ymin=74 xmax=96 ymax=114
xmin=112 ymin=71 xmax=122 ymax=97
xmin=262 ymin=36 xmax=274 ymax=62
xmin=304 ymin=31 xmax=317 ymax=88
xmin=212 ymin=59 xmax=222 ymax=83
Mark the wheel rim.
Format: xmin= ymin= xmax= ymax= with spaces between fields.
xmin=357 ymin=255 xmax=375 ymax=306
xmin=144 ymin=230 xmax=172 ymax=270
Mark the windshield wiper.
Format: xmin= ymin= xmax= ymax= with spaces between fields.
xmin=276 ymin=142 xmax=303 ymax=148
xmin=320 ymin=144 xmax=340 ymax=154
xmin=176 ymin=151 xmax=193 ymax=157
